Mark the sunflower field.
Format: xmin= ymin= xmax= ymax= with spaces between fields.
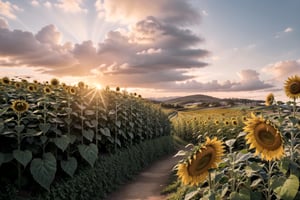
xmin=167 ymin=75 xmax=300 ymax=200
xmin=0 ymin=77 xmax=171 ymax=195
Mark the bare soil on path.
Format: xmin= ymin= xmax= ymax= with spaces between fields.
xmin=104 ymin=151 xmax=183 ymax=200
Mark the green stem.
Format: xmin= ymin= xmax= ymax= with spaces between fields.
xmin=230 ymin=148 xmax=236 ymax=192
xmin=81 ymin=101 xmax=84 ymax=144
xmin=267 ymin=161 xmax=273 ymax=200
xmin=208 ymin=169 xmax=213 ymax=192
xmin=17 ymin=113 xmax=21 ymax=189
xmin=293 ymin=97 xmax=296 ymax=118
xmin=290 ymin=131 xmax=295 ymax=161
xmin=95 ymin=96 xmax=99 ymax=147
xmin=115 ymin=103 xmax=118 ymax=152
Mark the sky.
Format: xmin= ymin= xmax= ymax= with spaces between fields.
xmin=0 ymin=0 xmax=299 ymax=101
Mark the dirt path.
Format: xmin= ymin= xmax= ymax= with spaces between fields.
xmin=104 ymin=151 xmax=183 ymax=200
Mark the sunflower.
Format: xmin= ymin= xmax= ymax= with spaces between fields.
xmin=177 ymin=137 xmax=224 ymax=186
xmin=1 ymin=77 xmax=10 ymax=85
xmin=116 ymin=86 xmax=120 ymax=92
xmin=14 ymin=82 xmax=22 ymax=89
xmin=265 ymin=93 xmax=274 ymax=106
xmin=224 ymin=120 xmax=230 ymax=126
xmin=215 ymin=120 xmax=219 ymax=125
xmin=78 ymin=81 xmax=85 ymax=89
xmin=50 ymin=78 xmax=60 ymax=88
xmin=63 ymin=86 xmax=69 ymax=93
xmin=43 ymin=86 xmax=52 ymax=95
xmin=69 ymin=87 xmax=76 ymax=95
xmin=11 ymin=100 xmax=29 ymax=114
xmin=27 ymin=84 xmax=36 ymax=92
xmin=284 ymin=75 xmax=300 ymax=99
xmin=244 ymin=113 xmax=284 ymax=161
xmin=232 ymin=120 xmax=238 ymax=126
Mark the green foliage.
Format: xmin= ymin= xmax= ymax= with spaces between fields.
xmin=0 ymin=136 xmax=174 ymax=200
xmin=30 ymin=152 xmax=57 ymax=191
xmin=0 ymin=78 xmax=171 ymax=192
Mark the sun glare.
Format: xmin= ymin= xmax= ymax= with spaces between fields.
xmin=95 ymin=84 xmax=103 ymax=90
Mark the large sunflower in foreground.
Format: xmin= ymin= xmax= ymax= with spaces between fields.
xmin=177 ymin=137 xmax=224 ymax=186
xmin=265 ymin=93 xmax=274 ymax=106
xmin=284 ymin=75 xmax=300 ymax=99
xmin=11 ymin=100 xmax=29 ymax=114
xmin=244 ymin=113 xmax=284 ymax=161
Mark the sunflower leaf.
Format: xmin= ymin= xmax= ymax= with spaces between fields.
xmin=274 ymin=174 xmax=299 ymax=200
xmin=61 ymin=157 xmax=77 ymax=177
xmin=53 ymin=136 xmax=70 ymax=152
xmin=82 ymin=129 xmax=94 ymax=142
xmin=78 ymin=144 xmax=98 ymax=167
xmin=13 ymin=150 xmax=32 ymax=167
xmin=30 ymin=153 xmax=57 ymax=191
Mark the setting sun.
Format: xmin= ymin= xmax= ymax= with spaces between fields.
xmin=95 ymin=83 xmax=103 ymax=90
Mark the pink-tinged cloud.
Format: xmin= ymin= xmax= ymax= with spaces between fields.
xmin=263 ymin=60 xmax=300 ymax=81
xmin=55 ymin=0 xmax=87 ymax=13
xmin=0 ymin=17 xmax=8 ymax=29
xmin=157 ymin=69 xmax=273 ymax=92
xmin=99 ymin=0 xmax=200 ymax=24
xmin=0 ymin=0 xmax=22 ymax=19
xmin=31 ymin=0 xmax=39 ymax=7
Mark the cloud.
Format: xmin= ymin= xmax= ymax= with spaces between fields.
xmin=0 ymin=24 xmax=75 ymax=68
xmin=0 ymin=17 xmax=209 ymax=79
xmin=0 ymin=0 xmax=22 ymax=19
xmin=262 ymin=59 xmax=300 ymax=81
xmin=284 ymin=27 xmax=293 ymax=33
xmin=202 ymin=10 xmax=208 ymax=16
xmin=44 ymin=1 xmax=52 ymax=8
xmin=0 ymin=17 xmax=8 ymax=29
xmin=275 ymin=27 xmax=294 ymax=38
xmin=55 ymin=0 xmax=87 ymax=13
xmin=35 ymin=24 xmax=62 ymax=45
xmin=31 ymin=0 xmax=39 ymax=7
xmin=99 ymin=0 xmax=200 ymax=24
xmin=159 ymin=69 xmax=273 ymax=92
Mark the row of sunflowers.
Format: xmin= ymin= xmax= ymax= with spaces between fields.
xmin=0 ymin=77 xmax=171 ymax=192
xmin=171 ymin=75 xmax=300 ymax=200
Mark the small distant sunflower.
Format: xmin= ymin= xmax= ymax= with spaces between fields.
xmin=232 ymin=120 xmax=238 ymax=126
xmin=69 ymin=87 xmax=76 ymax=95
xmin=63 ymin=86 xmax=69 ymax=93
xmin=43 ymin=86 xmax=52 ymax=95
xmin=284 ymin=75 xmax=300 ymax=99
xmin=242 ymin=116 xmax=247 ymax=122
xmin=177 ymin=137 xmax=224 ymax=186
xmin=116 ymin=86 xmax=120 ymax=92
xmin=265 ymin=93 xmax=274 ymax=106
xmin=14 ymin=82 xmax=22 ymax=89
xmin=215 ymin=120 xmax=219 ymax=125
xmin=244 ymin=113 xmax=284 ymax=161
xmin=50 ymin=78 xmax=60 ymax=88
xmin=33 ymin=80 xmax=38 ymax=84
xmin=224 ymin=120 xmax=230 ymax=126
xmin=78 ymin=81 xmax=85 ymax=89
xmin=1 ymin=77 xmax=10 ymax=85
xmin=11 ymin=100 xmax=29 ymax=114
xmin=27 ymin=84 xmax=36 ymax=92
